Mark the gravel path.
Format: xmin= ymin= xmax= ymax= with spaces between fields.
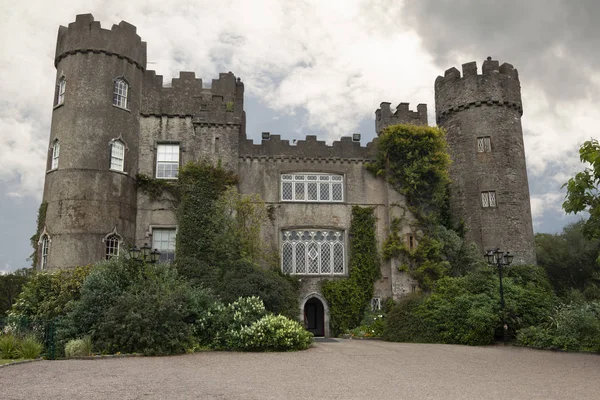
xmin=1 ymin=339 xmax=599 ymax=399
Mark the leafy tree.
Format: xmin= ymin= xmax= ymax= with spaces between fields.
xmin=536 ymin=221 xmax=600 ymax=296
xmin=0 ymin=269 xmax=31 ymax=316
xmin=563 ymin=139 xmax=600 ymax=241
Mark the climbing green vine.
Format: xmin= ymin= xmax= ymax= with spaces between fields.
xmin=370 ymin=124 xmax=479 ymax=290
xmin=29 ymin=201 xmax=48 ymax=267
xmin=322 ymin=206 xmax=380 ymax=335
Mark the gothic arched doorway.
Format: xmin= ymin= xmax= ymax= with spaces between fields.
xmin=304 ymin=297 xmax=325 ymax=337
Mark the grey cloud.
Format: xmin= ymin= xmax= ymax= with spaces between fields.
xmin=403 ymin=0 xmax=600 ymax=101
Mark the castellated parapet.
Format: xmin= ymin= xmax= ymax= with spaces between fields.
xmin=434 ymin=58 xmax=536 ymax=265
xmin=239 ymin=134 xmax=377 ymax=161
xmin=375 ymin=102 xmax=427 ymax=135
xmin=141 ymin=71 xmax=245 ymax=126
xmin=55 ymin=14 xmax=147 ymax=69
xmin=435 ymin=58 xmax=522 ymax=124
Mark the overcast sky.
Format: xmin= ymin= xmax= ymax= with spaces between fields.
xmin=0 ymin=0 xmax=596 ymax=272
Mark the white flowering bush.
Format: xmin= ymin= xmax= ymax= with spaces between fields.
xmin=234 ymin=315 xmax=313 ymax=351
xmin=196 ymin=296 xmax=267 ymax=348
xmin=196 ymin=296 xmax=312 ymax=351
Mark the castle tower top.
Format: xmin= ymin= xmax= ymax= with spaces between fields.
xmin=375 ymin=102 xmax=427 ymax=135
xmin=434 ymin=58 xmax=521 ymax=124
xmin=55 ymin=14 xmax=147 ymax=69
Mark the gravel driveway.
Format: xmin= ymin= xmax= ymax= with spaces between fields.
xmin=1 ymin=339 xmax=599 ymax=399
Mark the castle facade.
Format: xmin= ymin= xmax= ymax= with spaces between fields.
xmin=38 ymin=14 xmax=535 ymax=336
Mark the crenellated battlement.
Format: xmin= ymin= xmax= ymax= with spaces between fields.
xmin=435 ymin=58 xmax=522 ymax=122
xmin=55 ymin=14 xmax=147 ymax=69
xmin=239 ymin=134 xmax=377 ymax=160
xmin=375 ymin=102 xmax=427 ymax=135
xmin=140 ymin=71 xmax=244 ymax=125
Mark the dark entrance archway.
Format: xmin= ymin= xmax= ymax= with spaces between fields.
xmin=304 ymin=297 xmax=325 ymax=337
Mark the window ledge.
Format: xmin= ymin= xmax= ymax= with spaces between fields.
xmin=109 ymin=169 xmax=128 ymax=176
xmin=155 ymin=177 xmax=178 ymax=181
xmin=46 ymin=168 xmax=58 ymax=175
xmin=112 ymin=104 xmax=131 ymax=113
xmin=280 ymin=201 xmax=345 ymax=204
xmin=53 ymin=103 xmax=64 ymax=110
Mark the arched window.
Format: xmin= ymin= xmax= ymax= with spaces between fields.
xmin=113 ymin=78 xmax=128 ymax=109
xmin=57 ymin=77 xmax=66 ymax=105
xmin=110 ymin=140 xmax=125 ymax=171
xmin=105 ymin=234 xmax=120 ymax=259
xmin=51 ymin=139 xmax=60 ymax=170
xmin=40 ymin=235 xmax=50 ymax=270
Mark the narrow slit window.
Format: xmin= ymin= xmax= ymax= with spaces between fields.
xmin=51 ymin=140 xmax=60 ymax=170
xmin=57 ymin=77 xmax=66 ymax=105
xmin=40 ymin=235 xmax=49 ymax=270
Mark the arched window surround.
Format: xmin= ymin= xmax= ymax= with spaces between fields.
xmin=103 ymin=227 xmax=123 ymax=260
xmin=37 ymin=226 xmax=51 ymax=270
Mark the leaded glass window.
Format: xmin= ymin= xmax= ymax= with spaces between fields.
xmin=481 ymin=191 xmax=497 ymax=208
xmin=152 ymin=228 xmax=176 ymax=263
xmin=110 ymin=140 xmax=125 ymax=171
xmin=281 ymin=173 xmax=343 ymax=202
xmin=477 ymin=136 xmax=491 ymax=152
xmin=105 ymin=234 xmax=120 ymax=259
xmin=156 ymin=144 xmax=179 ymax=179
xmin=281 ymin=230 xmax=345 ymax=275
xmin=113 ymin=78 xmax=128 ymax=109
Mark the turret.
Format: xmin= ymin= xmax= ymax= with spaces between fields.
xmin=435 ymin=58 xmax=536 ymax=265
xmin=39 ymin=14 xmax=146 ymax=269
xmin=375 ymin=102 xmax=428 ymax=135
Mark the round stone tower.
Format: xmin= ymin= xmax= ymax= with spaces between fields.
xmin=40 ymin=14 xmax=146 ymax=269
xmin=434 ymin=58 xmax=536 ymax=265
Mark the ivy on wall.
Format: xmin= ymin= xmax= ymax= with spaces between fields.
xmin=29 ymin=201 xmax=48 ymax=268
xmin=322 ymin=206 xmax=380 ymax=335
xmin=134 ymin=160 xmax=298 ymax=317
xmin=369 ymin=124 xmax=479 ymax=290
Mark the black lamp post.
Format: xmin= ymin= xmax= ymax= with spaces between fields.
xmin=129 ymin=243 xmax=161 ymax=264
xmin=484 ymin=248 xmax=514 ymax=344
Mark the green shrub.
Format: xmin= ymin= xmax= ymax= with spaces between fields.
xmin=60 ymin=259 xmax=216 ymax=356
xmin=383 ymin=294 xmax=435 ymax=342
xmin=383 ymin=265 xmax=555 ymax=345
xmin=234 ymin=314 xmax=313 ymax=351
xmin=517 ymin=301 xmax=600 ymax=352
xmin=16 ymin=335 xmax=43 ymax=359
xmin=347 ymin=309 xmax=386 ymax=338
xmin=10 ymin=265 xmax=92 ymax=321
xmin=64 ymin=336 xmax=92 ymax=358
xmin=219 ymin=260 xmax=299 ymax=319
xmin=0 ymin=334 xmax=19 ymax=359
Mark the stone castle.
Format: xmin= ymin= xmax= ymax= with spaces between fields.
xmin=38 ymin=14 xmax=535 ymax=336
